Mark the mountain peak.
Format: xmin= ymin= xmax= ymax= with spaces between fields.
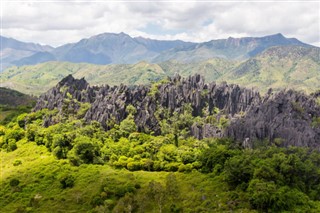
xmin=261 ymin=33 xmax=287 ymax=40
xmin=269 ymin=33 xmax=285 ymax=38
xmin=119 ymin=32 xmax=128 ymax=36
xmin=93 ymin=32 xmax=131 ymax=38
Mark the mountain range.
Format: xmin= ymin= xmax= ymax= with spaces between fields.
xmin=1 ymin=36 xmax=53 ymax=71
xmin=1 ymin=45 xmax=319 ymax=96
xmin=1 ymin=32 xmax=313 ymax=71
xmin=1 ymin=32 xmax=319 ymax=96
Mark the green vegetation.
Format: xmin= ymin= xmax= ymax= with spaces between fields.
xmin=0 ymin=87 xmax=36 ymax=124
xmin=316 ymin=97 xmax=320 ymax=107
xmin=1 ymin=46 xmax=319 ymax=96
xmin=1 ymin=101 xmax=320 ymax=212
xmin=312 ymin=116 xmax=320 ymax=128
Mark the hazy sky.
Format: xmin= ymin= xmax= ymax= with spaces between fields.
xmin=1 ymin=0 xmax=320 ymax=47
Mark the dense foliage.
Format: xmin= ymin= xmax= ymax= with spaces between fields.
xmin=1 ymin=106 xmax=320 ymax=212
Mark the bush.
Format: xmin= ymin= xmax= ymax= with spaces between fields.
xmin=10 ymin=178 xmax=20 ymax=187
xmin=68 ymin=136 xmax=101 ymax=166
xmin=7 ymin=139 xmax=17 ymax=152
xmin=164 ymin=162 xmax=180 ymax=172
xmin=59 ymin=174 xmax=75 ymax=189
xmin=5 ymin=128 xmax=25 ymax=143
xmin=127 ymin=161 xmax=141 ymax=171
xmin=0 ymin=125 xmax=6 ymax=136
xmin=119 ymin=114 xmax=137 ymax=137
xmin=247 ymin=179 xmax=276 ymax=210
xmin=13 ymin=159 xmax=22 ymax=166
xmin=16 ymin=113 xmax=27 ymax=128
xmin=178 ymin=164 xmax=193 ymax=172
xmin=52 ymin=134 xmax=71 ymax=159
xmin=224 ymin=154 xmax=254 ymax=189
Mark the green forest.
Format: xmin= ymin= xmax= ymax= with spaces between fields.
xmin=1 ymin=101 xmax=320 ymax=213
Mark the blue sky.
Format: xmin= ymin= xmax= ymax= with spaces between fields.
xmin=139 ymin=23 xmax=186 ymax=36
xmin=2 ymin=1 xmax=319 ymax=47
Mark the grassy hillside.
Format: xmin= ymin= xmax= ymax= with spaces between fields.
xmin=158 ymin=58 xmax=238 ymax=82
xmin=1 ymin=103 xmax=320 ymax=212
xmin=0 ymin=46 xmax=319 ymax=95
xmin=224 ymin=46 xmax=320 ymax=93
xmin=0 ymin=87 xmax=36 ymax=124
xmin=0 ymin=59 xmax=237 ymax=96
xmin=0 ymin=87 xmax=36 ymax=107
xmin=0 ymin=62 xmax=85 ymax=96
xmin=1 ymin=139 xmax=247 ymax=213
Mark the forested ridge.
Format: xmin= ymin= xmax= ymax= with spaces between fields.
xmin=1 ymin=75 xmax=320 ymax=212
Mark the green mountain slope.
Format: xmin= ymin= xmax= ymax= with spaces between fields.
xmin=0 ymin=87 xmax=36 ymax=123
xmin=0 ymin=87 xmax=35 ymax=107
xmin=0 ymin=62 xmax=88 ymax=96
xmin=0 ymin=59 xmax=238 ymax=96
xmin=223 ymin=46 xmax=320 ymax=93
xmin=1 ymin=139 xmax=242 ymax=213
xmin=1 ymin=46 xmax=319 ymax=95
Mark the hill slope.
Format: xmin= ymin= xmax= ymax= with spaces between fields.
xmin=0 ymin=87 xmax=35 ymax=107
xmin=224 ymin=45 xmax=320 ymax=93
xmin=0 ymin=87 xmax=36 ymax=123
xmin=1 ymin=46 xmax=319 ymax=95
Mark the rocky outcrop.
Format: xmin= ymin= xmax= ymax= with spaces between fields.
xmin=34 ymin=75 xmax=95 ymax=112
xmin=34 ymin=74 xmax=320 ymax=148
xmin=226 ymin=89 xmax=320 ymax=149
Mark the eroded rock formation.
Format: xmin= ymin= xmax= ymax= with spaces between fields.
xmin=34 ymin=74 xmax=320 ymax=148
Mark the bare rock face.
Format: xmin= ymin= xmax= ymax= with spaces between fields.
xmin=34 ymin=74 xmax=320 ymax=148
xmin=34 ymin=74 xmax=95 ymax=112
xmin=226 ymin=89 xmax=320 ymax=149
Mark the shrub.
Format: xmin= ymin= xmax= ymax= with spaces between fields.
xmin=247 ymin=179 xmax=277 ymax=210
xmin=7 ymin=139 xmax=17 ymax=152
xmin=119 ymin=114 xmax=137 ymax=137
xmin=68 ymin=136 xmax=101 ymax=166
xmin=13 ymin=159 xmax=22 ymax=166
xmin=59 ymin=174 xmax=75 ymax=189
xmin=127 ymin=161 xmax=141 ymax=171
xmin=0 ymin=125 xmax=6 ymax=136
xmin=164 ymin=162 xmax=180 ymax=172
xmin=5 ymin=128 xmax=25 ymax=143
xmin=16 ymin=113 xmax=27 ymax=128
xmin=10 ymin=178 xmax=20 ymax=187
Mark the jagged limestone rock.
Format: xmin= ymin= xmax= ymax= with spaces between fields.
xmin=34 ymin=74 xmax=320 ymax=148
xmin=226 ymin=90 xmax=320 ymax=149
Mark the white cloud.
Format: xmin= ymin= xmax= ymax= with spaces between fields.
xmin=1 ymin=1 xmax=319 ymax=47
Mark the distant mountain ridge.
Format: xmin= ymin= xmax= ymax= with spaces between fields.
xmin=152 ymin=33 xmax=312 ymax=62
xmin=1 ymin=36 xmax=53 ymax=70
xmin=0 ymin=32 xmax=313 ymax=71
xmin=1 ymin=45 xmax=319 ymax=96
xmin=53 ymin=32 xmax=194 ymax=64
